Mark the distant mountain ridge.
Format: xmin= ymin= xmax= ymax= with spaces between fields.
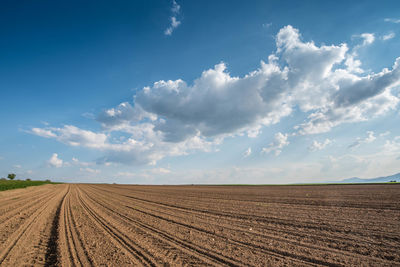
xmin=336 ymin=172 xmax=400 ymax=183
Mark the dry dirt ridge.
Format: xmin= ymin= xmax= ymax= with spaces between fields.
xmin=0 ymin=183 xmax=399 ymax=266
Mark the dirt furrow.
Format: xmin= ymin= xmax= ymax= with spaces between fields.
xmin=88 ymin=184 xmax=399 ymax=261
xmin=0 ymin=185 xmax=53 ymax=208
xmin=88 ymin=184 xmax=400 ymax=266
xmin=58 ymin=185 xmax=93 ymax=266
xmin=1 ymin=183 xmax=399 ymax=266
xmin=0 ymin=192 xmax=57 ymax=227
xmin=127 ymin=198 xmax=399 ymax=260
xmin=0 ymin=184 xmax=68 ymax=266
xmin=83 ymin=185 xmax=321 ymax=267
xmin=75 ymin=187 xmax=158 ymax=266
xmin=81 ymin=186 xmax=254 ymax=266
xmin=0 ymin=190 xmax=61 ymax=245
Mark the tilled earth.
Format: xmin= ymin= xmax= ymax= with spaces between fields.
xmin=0 ymin=183 xmax=399 ymax=266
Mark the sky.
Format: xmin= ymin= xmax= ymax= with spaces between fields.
xmin=1 ymin=0 xmax=400 ymax=184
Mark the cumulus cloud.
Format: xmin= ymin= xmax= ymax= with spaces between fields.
xmin=262 ymin=132 xmax=289 ymax=156
xmin=32 ymin=25 xmax=400 ymax=165
xmin=97 ymin=102 xmax=155 ymax=128
xmin=135 ymin=61 xmax=292 ymax=140
xmin=382 ymin=32 xmax=395 ymax=41
xmin=101 ymin=26 xmax=399 ymax=139
xmin=164 ymin=0 xmax=181 ymax=36
xmin=296 ymin=89 xmax=399 ymax=135
xmin=137 ymin=26 xmax=399 ymax=138
xmin=308 ymin=139 xmax=332 ymax=151
xmin=345 ymin=33 xmax=375 ymax=73
xmin=48 ymin=153 xmax=63 ymax=168
xmin=384 ymin=18 xmax=400 ymax=23
xmin=348 ymin=131 xmax=376 ymax=149
xmin=243 ymin=147 xmax=252 ymax=158
xmin=32 ymin=124 xmax=217 ymax=166
xmin=33 ymin=125 xmax=109 ymax=149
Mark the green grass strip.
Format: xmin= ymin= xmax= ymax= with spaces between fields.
xmin=0 ymin=180 xmax=60 ymax=191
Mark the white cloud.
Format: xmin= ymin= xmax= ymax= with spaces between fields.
xmin=171 ymin=0 xmax=180 ymax=13
xmin=243 ymin=147 xmax=252 ymax=158
xmin=380 ymin=131 xmax=391 ymax=137
xmin=82 ymin=112 xmax=95 ymax=119
xmin=147 ymin=168 xmax=171 ymax=175
xmin=32 ymin=128 xmax=57 ymax=138
xmin=97 ymin=102 xmax=156 ymax=129
xmin=164 ymin=0 xmax=181 ymax=36
xmin=32 ymin=124 xmax=217 ymax=166
xmin=359 ymin=33 xmax=375 ymax=46
xmin=323 ymin=136 xmax=400 ymax=179
xmin=80 ymin=167 xmax=101 ymax=174
xmin=13 ymin=164 xmax=22 ymax=169
xmin=383 ymin=136 xmax=400 ymax=152
xmin=345 ymin=33 xmax=375 ymax=73
xmin=48 ymin=153 xmax=63 ymax=168
xmin=117 ymin=171 xmax=136 ymax=177
xmin=308 ymin=139 xmax=332 ymax=151
xmin=344 ymin=56 xmax=363 ymax=73
xmin=32 ymin=25 xmax=400 ymax=165
xmin=382 ymin=32 xmax=395 ymax=41
xmin=262 ymin=132 xmax=289 ymax=156
xmin=102 ymin=26 xmax=400 ymax=140
xmin=296 ymin=67 xmax=400 ymax=135
xmin=32 ymin=125 xmax=111 ymax=149
xmin=262 ymin=22 xmax=272 ymax=28
xmin=348 ymin=131 xmax=376 ymax=149
xmin=246 ymin=126 xmax=262 ymax=138
xmin=116 ymin=168 xmax=171 ymax=179
xmin=71 ymin=157 xmax=92 ymax=167
xmin=385 ymin=18 xmax=400 ymax=23
xmin=365 ymin=131 xmax=376 ymax=143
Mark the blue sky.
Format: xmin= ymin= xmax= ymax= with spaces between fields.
xmin=1 ymin=0 xmax=400 ymax=184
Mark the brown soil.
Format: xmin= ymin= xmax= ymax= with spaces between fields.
xmin=1 ymin=183 xmax=399 ymax=266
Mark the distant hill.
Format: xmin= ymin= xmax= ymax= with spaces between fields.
xmin=337 ymin=172 xmax=400 ymax=183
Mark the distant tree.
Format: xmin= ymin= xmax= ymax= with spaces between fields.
xmin=7 ymin=173 xmax=16 ymax=180
xmin=26 ymin=178 xmax=31 ymax=181
xmin=45 ymin=179 xmax=51 ymax=182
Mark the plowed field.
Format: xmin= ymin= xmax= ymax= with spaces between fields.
xmin=0 ymin=183 xmax=399 ymax=266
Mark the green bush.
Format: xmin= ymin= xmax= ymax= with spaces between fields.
xmin=7 ymin=173 xmax=16 ymax=180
